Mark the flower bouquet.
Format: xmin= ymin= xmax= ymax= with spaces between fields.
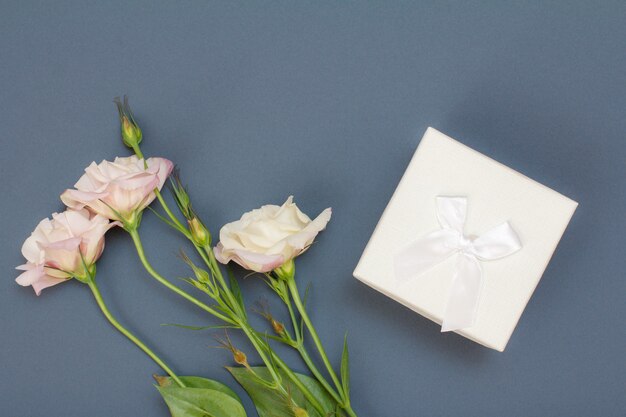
xmin=16 ymin=97 xmax=358 ymax=417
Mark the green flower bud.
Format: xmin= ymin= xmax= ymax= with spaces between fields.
xmin=293 ymin=407 xmax=309 ymax=417
xmin=274 ymin=259 xmax=295 ymax=280
xmin=169 ymin=171 xmax=194 ymax=220
xmin=114 ymin=95 xmax=142 ymax=148
xmin=189 ymin=217 xmax=211 ymax=247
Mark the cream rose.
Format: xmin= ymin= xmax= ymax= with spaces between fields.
xmin=15 ymin=209 xmax=117 ymax=295
xmin=214 ymin=196 xmax=332 ymax=273
xmin=60 ymin=155 xmax=173 ymax=222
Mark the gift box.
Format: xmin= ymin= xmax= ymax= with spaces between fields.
xmin=353 ymin=127 xmax=578 ymax=351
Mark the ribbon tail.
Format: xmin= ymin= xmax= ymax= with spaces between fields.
xmin=394 ymin=229 xmax=459 ymax=282
xmin=470 ymin=221 xmax=522 ymax=260
xmin=441 ymin=253 xmax=482 ymax=332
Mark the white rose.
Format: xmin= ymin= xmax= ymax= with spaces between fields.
xmin=214 ymin=196 xmax=332 ymax=273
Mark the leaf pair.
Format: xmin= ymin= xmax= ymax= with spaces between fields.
xmin=228 ymin=367 xmax=337 ymax=417
xmin=156 ymin=375 xmax=247 ymax=417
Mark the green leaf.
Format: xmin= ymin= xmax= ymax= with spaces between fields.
xmin=227 ymin=267 xmax=247 ymax=319
xmin=155 ymin=375 xmax=247 ymax=417
xmin=147 ymin=206 xmax=181 ymax=232
xmin=161 ymin=323 xmax=237 ymax=331
xmin=227 ymin=367 xmax=336 ymax=417
xmin=155 ymin=376 xmax=241 ymax=402
xmin=340 ymin=334 xmax=350 ymax=398
xmin=302 ymin=283 xmax=312 ymax=308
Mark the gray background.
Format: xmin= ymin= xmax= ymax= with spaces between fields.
xmin=1 ymin=1 xmax=624 ymax=416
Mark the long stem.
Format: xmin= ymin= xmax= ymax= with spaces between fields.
xmin=238 ymin=324 xmax=281 ymax=384
xmin=203 ymin=247 xmax=327 ymax=415
xmin=86 ymin=279 xmax=185 ymax=387
xmin=156 ymin=189 xmax=188 ymax=232
xmin=244 ymin=324 xmax=327 ymax=414
xmin=286 ymin=285 xmax=358 ymax=417
xmin=238 ymin=325 xmax=292 ymax=398
xmin=299 ymin=343 xmax=343 ymax=402
xmin=128 ymin=228 xmax=234 ymax=325
xmin=265 ymin=344 xmax=329 ymax=414
xmin=281 ymin=285 xmax=347 ymax=408
xmin=129 ymin=224 xmax=327 ymax=414
xmin=130 ymin=145 xmax=333 ymax=414
xmin=131 ymin=143 xmax=188 ymax=235
xmin=204 ymin=247 xmax=247 ymax=316
xmin=287 ymin=276 xmax=345 ymax=399
xmin=131 ymin=143 xmax=187 ymax=234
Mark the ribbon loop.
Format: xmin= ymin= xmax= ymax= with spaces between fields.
xmin=436 ymin=196 xmax=467 ymax=233
xmin=394 ymin=229 xmax=459 ymax=281
xmin=468 ymin=222 xmax=522 ymax=260
xmin=394 ymin=196 xmax=522 ymax=332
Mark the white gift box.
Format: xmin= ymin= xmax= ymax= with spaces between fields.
xmin=353 ymin=127 xmax=578 ymax=351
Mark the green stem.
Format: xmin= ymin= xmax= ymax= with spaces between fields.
xmin=298 ymin=343 xmax=343 ymax=401
xmin=131 ymin=144 xmax=187 ymax=233
xmin=128 ymin=228 xmax=235 ymax=325
xmin=128 ymin=146 xmax=333 ymax=414
xmin=86 ymin=279 xmax=185 ymax=387
xmin=238 ymin=324 xmax=286 ymax=391
xmin=265 ymin=344 xmax=329 ymax=415
xmin=156 ymin=189 xmax=188 ymax=232
xmin=129 ymin=225 xmax=326 ymax=414
xmin=204 ymin=247 xmax=327 ymax=415
xmin=284 ymin=288 xmax=301 ymax=341
xmin=282 ymin=284 xmax=348 ymax=410
xmin=204 ymin=247 xmax=247 ymax=316
xmin=131 ymin=144 xmax=145 ymax=160
xmin=286 ymin=275 xmax=345 ymax=399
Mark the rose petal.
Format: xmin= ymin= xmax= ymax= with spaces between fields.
xmin=15 ymin=263 xmax=45 ymax=286
xmin=286 ymin=207 xmax=332 ymax=250
xmin=215 ymin=243 xmax=285 ymax=273
xmin=31 ymin=275 xmax=67 ymax=296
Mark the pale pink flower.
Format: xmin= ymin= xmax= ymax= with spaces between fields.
xmin=214 ymin=196 xmax=332 ymax=273
xmin=60 ymin=155 xmax=173 ymax=222
xmin=16 ymin=209 xmax=117 ymax=295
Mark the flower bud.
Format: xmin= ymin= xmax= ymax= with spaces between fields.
xmin=271 ymin=319 xmax=285 ymax=335
xmin=274 ymin=259 xmax=295 ymax=280
xmin=233 ymin=349 xmax=248 ymax=367
xmin=114 ymin=95 xmax=142 ymax=148
xmin=170 ymin=171 xmax=194 ymax=220
xmin=189 ymin=217 xmax=211 ymax=247
xmin=293 ymin=407 xmax=309 ymax=417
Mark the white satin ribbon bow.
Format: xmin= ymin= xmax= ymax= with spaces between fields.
xmin=394 ymin=196 xmax=522 ymax=332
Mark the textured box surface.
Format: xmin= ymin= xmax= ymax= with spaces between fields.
xmin=353 ymin=127 xmax=578 ymax=351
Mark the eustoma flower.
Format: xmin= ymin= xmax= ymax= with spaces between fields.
xmin=213 ymin=197 xmax=358 ymax=417
xmin=107 ymin=98 xmax=356 ymax=416
xmin=15 ymin=205 xmax=185 ymax=387
xmin=60 ymin=155 xmax=173 ymax=226
xmin=214 ymin=196 xmax=332 ymax=272
xmin=105 ymin=99 xmax=325 ymax=415
xmin=15 ymin=208 xmax=116 ymax=295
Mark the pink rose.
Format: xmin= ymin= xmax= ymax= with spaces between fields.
xmin=16 ymin=209 xmax=117 ymax=295
xmin=214 ymin=196 xmax=332 ymax=273
xmin=60 ymin=155 xmax=173 ymax=223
